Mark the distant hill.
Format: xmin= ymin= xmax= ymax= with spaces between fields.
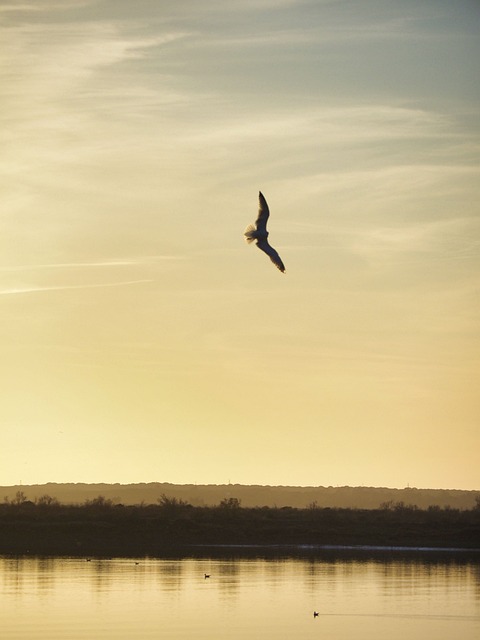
xmin=2 ymin=482 xmax=478 ymax=510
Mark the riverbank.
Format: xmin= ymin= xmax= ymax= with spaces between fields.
xmin=1 ymin=500 xmax=478 ymax=556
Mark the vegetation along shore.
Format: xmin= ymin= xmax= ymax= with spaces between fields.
xmin=1 ymin=492 xmax=479 ymax=556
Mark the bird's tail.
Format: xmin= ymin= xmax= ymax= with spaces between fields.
xmin=244 ymin=224 xmax=256 ymax=243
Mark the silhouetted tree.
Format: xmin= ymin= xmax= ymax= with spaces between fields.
xmin=84 ymin=495 xmax=114 ymax=508
xmin=380 ymin=500 xmax=394 ymax=510
xmin=157 ymin=494 xmax=190 ymax=513
xmin=393 ymin=501 xmax=418 ymax=512
xmin=13 ymin=491 xmax=27 ymax=505
xmin=427 ymin=504 xmax=441 ymax=512
xmin=36 ymin=495 xmax=59 ymax=507
xmin=219 ymin=497 xmax=241 ymax=509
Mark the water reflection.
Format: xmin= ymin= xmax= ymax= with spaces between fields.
xmin=0 ymin=553 xmax=479 ymax=640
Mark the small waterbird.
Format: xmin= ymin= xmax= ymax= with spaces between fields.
xmin=204 ymin=574 xmax=210 ymax=579
xmin=313 ymin=611 xmax=319 ymax=617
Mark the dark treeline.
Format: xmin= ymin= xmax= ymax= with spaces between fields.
xmin=2 ymin=482 xmax=478 ymax=510
xmin=1 ymin=493 xmax=479 ymax=556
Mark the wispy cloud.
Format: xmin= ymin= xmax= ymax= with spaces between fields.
xmin=0 ymin=256 xmax=183 ymax=272
xmin=275 ymin=163 xmax=480 ymax=204
xmin=0 ymin=1 xmax=93 ymax=12
xmin=0 ymin=279 xmax=153 ymax=296
xmin=0 ymin=261 xmax=138 ymax=272
xmin=195 ymin=19 xmax=420 ymax=50
xmin=0 ymin=16 xmax=193 ymax=180
xmin=181 ymin=105 xmax=453 ymax=150
xmin=351 ymin=216 xmax=480 ymax=258
xmin=1 ymin=22 xmax=188 ymax=86
xmin=0 ymin=18 xmax=190 ymax=136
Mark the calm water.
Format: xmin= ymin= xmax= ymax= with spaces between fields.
xmin=1 ymin=552 xmax=479 ymax=639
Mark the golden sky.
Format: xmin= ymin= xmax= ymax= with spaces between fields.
xmin=1 ymin=0 xmax=479 ymax=490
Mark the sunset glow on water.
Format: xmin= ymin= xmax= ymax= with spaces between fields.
xmin=1 ymin=555 xmax=479 ymax=640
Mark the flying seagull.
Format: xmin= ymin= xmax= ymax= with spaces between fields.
xmin=244 ymin=192 xmax=285 ymax=273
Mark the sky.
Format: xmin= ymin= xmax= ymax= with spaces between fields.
xmin=1 ymin=0 xmax=479 ymax=491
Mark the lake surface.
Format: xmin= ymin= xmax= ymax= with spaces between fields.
xmin=1 ymin=551 xmax=479 ymax=639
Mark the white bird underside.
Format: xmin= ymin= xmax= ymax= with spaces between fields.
xmin=244 ymin=192 xmax=285 ymax=273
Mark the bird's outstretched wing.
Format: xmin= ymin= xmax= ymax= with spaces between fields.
xmin=256 ymin=239 xmax=285 ymax=273
xmin=254 ymin=191 xmax=270 ymax=233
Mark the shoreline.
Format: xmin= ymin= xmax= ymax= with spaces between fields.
xmin=1 ymin=500 xmax=479 ymax=556
xmin=2 ymin=544 xmax=479 ymax=562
